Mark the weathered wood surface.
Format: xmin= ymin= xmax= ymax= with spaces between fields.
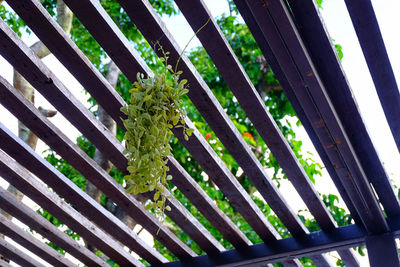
xmin=0 ymin=149 xmax=142 ymax=267
xmin=0 ymin=178 xmax=113 ymax=266
xmin=0 ymin=236 xmax=45 ymax=267
xmin=238 ymin=0 xmax=387 ymax=234
xmin=0 ymin=213 xmax=75 ymax=267
xmin=0 ymin=75 xmax=192 ymax=261
xmin=345 ymin=0 xmax=400 ymax=154
xmin=60 ymin=0 xmax=283 ymax=246
xmin=287 ymin=0 xmax=400 ymax=219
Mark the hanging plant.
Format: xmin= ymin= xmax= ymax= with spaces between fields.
xmin=121 ymin=47 xmax=193 ymax=216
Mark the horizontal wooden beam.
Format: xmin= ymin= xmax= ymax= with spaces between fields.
xmin=0 ymin=213 xmax=75 ymax=267
xmin=0 ymin=236 xmax=45 ymax=267
xmin=154 ymin=223 xmax=372 ymax=267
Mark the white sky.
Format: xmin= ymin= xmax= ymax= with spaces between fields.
xmin=0 ymin=0 xmax=399 ymax=266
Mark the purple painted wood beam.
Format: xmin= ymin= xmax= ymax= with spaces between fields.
xmin=345 ymin=0 xmax=400 ymax=153
xmin=0 ymin=187 xmax=109 ymax=266
xmin=238 ymin=0 xmax=387 ymax=234
xmin=0 ymin=213 xmax=75 ymax=267
xmin=366 ymin=233 xmax=400 ymax=267
xmin=286 ymin=0 xmax=400 ymax=221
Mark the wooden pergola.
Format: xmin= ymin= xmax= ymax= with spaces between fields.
xmin=0 ymin=0 xmax=399 ymax=266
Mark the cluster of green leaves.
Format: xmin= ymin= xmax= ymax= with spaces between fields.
xmin=122 ymin=50 xmax=193 ymax=216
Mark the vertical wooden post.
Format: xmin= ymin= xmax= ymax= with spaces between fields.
xmin=366 ymin=233 xmax=400 ymax=267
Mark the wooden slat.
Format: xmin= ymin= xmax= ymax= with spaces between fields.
xmin=1 ymin=3 xmax=226 ymax=255
xmin=0 ymin=237 xmax=45 ymax=267
xmin=286 ymin=0 xmax=400 ymax=220
xmin=174 ymin=1 xmax=359 ymax=266
xmin=344 ymin=0 xmax=400 ymax=153
xmin=0 ymin=213 xmax=75 ymax=267
xmin=238 ymin=0 xmax=387 ymax=234
xmin=167 ymin=156 xmax=252 ymax=248
xmin=0 ymin=180 xmax=112 ymax=266
xmin=0 ymin=149 xmax=143 ymax=267
xmin=0 ymin=72 xmax=214 ymax=257
xmin=55 ymin=0 xmax=282 ymax=245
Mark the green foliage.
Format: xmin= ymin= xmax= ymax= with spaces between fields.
xmin=122 ymin=50 xmax=193 ymax=216
xmin=0 ymin=4 xmax=29 ymax=37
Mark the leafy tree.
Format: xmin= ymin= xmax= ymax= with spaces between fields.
xmin=0 ymin=0 xmax=367 ymax=266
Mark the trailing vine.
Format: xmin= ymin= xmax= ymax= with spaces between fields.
xmin=121 ymin=47 xmax=193 ymax=216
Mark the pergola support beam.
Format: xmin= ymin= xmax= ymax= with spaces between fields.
xmin=366 ymin=233 xmax=400 ymax=267
xmin=158 ymin=221 xmax=400 ymax=267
